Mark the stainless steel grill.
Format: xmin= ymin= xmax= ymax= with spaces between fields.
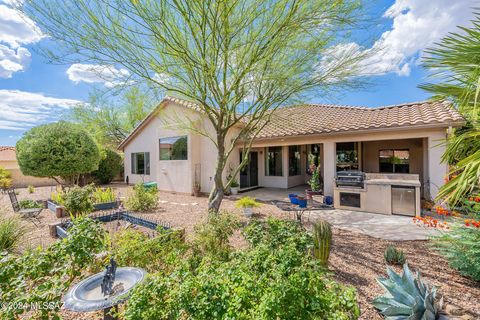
xmin=335 ymin=171 xmax=365 ymax=188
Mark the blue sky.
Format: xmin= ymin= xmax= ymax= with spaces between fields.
xmin=0 ymin=0 xmax=477 ymax=146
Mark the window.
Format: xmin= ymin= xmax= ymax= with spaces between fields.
xmin=265 ymin=146 xmax=283 ymax=176
xmin=288 ymin=145 xmax=301 ymax=176
xmin=159 ymin=136 xmax=188 ymax=160
xmin=131 ymin=152 xmax=150 ymax=175
xmin=336 ymin=142 xmax=359 ymax=172
xmin=306 ymin=144 xmax=321 ymax=174
xmin=379 ymin=149 xmax=409 ymax=173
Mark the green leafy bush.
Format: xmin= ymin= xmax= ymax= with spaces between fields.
xmin=384 ymin=244 xmax=406 ymax=266
xmin=0 ymin=166 xmax=12 ymax=190
xmin=433 ymin=222 xmax=480 ymax=280
xmin=63 ymin=185 xmax=95 ymax=215
xmin=0 ymin=217 xmax=107 ymax=319
xmin=16 ymin=121 xmax=100 ymax=182
xmin=235 ymin=196 xmax=261 ymax=208
xmin=92 ymin=187 xmax=116 ymax=203
xmin=373 ymin=264 xmax=441 ymax=320
xmin=91 ymin=149 xmax=123 ymax=184
xmin=125 ymin=182 xmax=158 ymax=212
xmin=126 ymin=217 xmax=359 ymax=320
xmin=50 ymin=190 xmax=65 ymax=205
xmin=0 ymin=218 xmax=25 ymax=253
xmin=18 ymin=199 xmax=43 ymax=209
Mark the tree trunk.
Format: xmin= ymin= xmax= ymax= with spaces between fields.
xmin=208 ymin=133 xmax=226 ymax=213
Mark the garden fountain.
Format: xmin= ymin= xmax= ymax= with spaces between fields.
xmin=63 ymin=258 xmax=147 ymax=320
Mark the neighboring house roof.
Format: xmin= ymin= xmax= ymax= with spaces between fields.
xmin=0 ymin=146 xmax=16 ymax=162
xmin=118 ymin=97 xmax=464 ymax=149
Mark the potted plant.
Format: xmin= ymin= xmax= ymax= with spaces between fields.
xmin=230 ymin=179 xmax=240 ymax=195
xmin=193 ymin=182 xmax=201 ymax=197
xmin=306 ymin=163 xmax=323 ymax=199
xmin=235 ymin=196 xmax=260 ymax=217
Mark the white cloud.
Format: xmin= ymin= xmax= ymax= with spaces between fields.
xmin=0 ymin=1 xmax=43 ymax=78
xmin=0 ymin=90 xmax=81 ymax=130
xmin=357 ymin=0 xmax=477 ymax=76
xmin=66 ymin=63 xmax=131 ymax=88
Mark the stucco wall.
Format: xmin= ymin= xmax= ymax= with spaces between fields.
xmin=0 ymin=160 xmax=55 ymax=187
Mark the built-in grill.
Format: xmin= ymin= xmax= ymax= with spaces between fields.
xmin=335 ymin=171 xmax=365 ymax=188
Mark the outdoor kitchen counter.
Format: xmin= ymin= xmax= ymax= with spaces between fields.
xmin=334 ymin=173 xmax=421 ymax=216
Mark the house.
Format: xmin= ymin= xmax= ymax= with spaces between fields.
xmin=0 ymin=146 xmax=55 ymax=187
xmin=118 ymin=97 xmax=463 ymax=215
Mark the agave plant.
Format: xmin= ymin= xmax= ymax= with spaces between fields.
xmin=373 ymin=264 xmax=442 ymax=320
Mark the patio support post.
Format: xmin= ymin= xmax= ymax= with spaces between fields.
xmin=323 ymin=141 xmax=336 ymax=197
xmin=427 ymin=132 xmax=448 ymax=200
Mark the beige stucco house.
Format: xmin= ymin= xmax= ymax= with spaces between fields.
xmin=118 ymin=97 xmax=464 ymax=216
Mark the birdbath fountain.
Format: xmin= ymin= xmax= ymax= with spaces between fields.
xmin=63 ymin=258 xmax=147 ymax=320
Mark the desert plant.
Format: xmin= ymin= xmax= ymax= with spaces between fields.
xmin=235 ymin=196 xmax=261 ymax=209
xmin=373 ymin=264 xmax=442 ymax=320
xmin=125 ymin=182 xmax=158 ymax=212
xmin=91 ymin=149 xmax=123 ymax=184
xmin=0 ymin=166 xmax=12 ymax=190
xmin=63 ymin=185 xmax=94 ymax=215
xmin=308 ymin=163 xmax=323 ymax=192
xmin=384 ymin=244 xmax=406 ymax=266
xmin=312 ymin=220 xmax=332 ymax=267
xmin=92 ymin=187 xmax=116 ymax=204
xmin=18 ymin=199 xmax=43 ymax=209
xmin=27 ymin=185 xmax=35 ymax=194
xmin=0 ymin=218 xmax=25 ymax=253
xmin=433 ymin=221 xmax=480 ymax=281
xmin=50 ymin=191 xmax=65 ymax=205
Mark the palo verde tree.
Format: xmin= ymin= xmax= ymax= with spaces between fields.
xmin=420 ymin=11 xmax=480 ymax=205
xmin=16 ymin=122 xmax=100 ymax=185
xmin=23 ymin=0 xmax=369 ymax=211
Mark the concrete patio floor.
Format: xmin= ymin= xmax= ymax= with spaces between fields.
xmin=236 ymin=186 xmax=437 ymax=241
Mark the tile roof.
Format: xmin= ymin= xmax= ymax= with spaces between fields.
xmin=256 ymin=100 xmax=464 ymax=139
xmin=0 ymin=146 xmax=16 ymax=161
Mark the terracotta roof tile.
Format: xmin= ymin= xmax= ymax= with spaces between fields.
xmin=256 ymin=100 xmax=463 ymax=139
xmin=0 ymin=146 xmax=16 ymax=161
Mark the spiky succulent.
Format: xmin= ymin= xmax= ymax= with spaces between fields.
xmin=373 ymin=264 xmax=442 ymax=320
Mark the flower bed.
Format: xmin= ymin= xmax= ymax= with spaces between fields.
xmin=47 ymin=200 xmax=119 ymax=217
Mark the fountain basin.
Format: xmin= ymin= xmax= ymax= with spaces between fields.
xmin=64 ymin=267 xmax=147 ymax=312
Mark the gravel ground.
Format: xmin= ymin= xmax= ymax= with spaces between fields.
xmin=1 ymin=184 xmax=478 ymax=319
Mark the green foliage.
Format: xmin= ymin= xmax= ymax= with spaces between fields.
xmin=0 ymin=217 xmax=25 ymax=253
xmin=27 ymin=185 xmax=35 ymax=193
xmin=63 ymin=185 xmax=94 ymax=215
xmin=373 ymin=264 xmax=441 ymax=320
xmin=313 ymin=220 xmax=332 ymax=267
xmin=16 ymin=121 xmax=100 ymax=181
xmin=384 ymin=245 xmax=406 ymax=266
xmin=125 ymin=182 xmax=158 ymax=212
xmin=91 ymin=149 xmax=123 ymax=184
xmin=18 ymin=199 xmax=43 ymax=209
xmin=50 ymin=190 xmax=65 ymax=205
xmin=126 ymin=217 xmax=359 ymax=320
xmin=308 ymin=164 xmax=323 ymax=192
xmin=193 ymin=211 xmax=240 ymax=260
xmin=0 ymin=166 xmax=12 ymax=189
xmin=421 ymin=13 xmax=480 ymax=205
xmin=235 ymin=196 xmax=261 ymax=209
xmin=433 ymin=222 xmax=480 ymax=281
xmin=92 ymin=187 xmax=116 ymax=203
xmin=0 ymin=217 xmax=107 ymax=319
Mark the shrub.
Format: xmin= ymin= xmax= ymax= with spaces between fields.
xmin=125 ymin=182 xmax=158 ymax=212
xmin=0 ymin=218 xmax=25 ymax=253
xmin=27 ymin=185 xmax=35 ymax=193
xmin=235 ymin=196 xmax=261 ymax=208
xmin=16 ymin=121 xmax=100 ymax=182
xmin=18 ymin=199 xmax=43 ymax=209
xmin=92 ymin=187 xmax=116 ymax=203
xmin=63 ymin=185 xmax=94 ymax=215
xmin=193 ymin=211 xmax=240 ymax=260
xmin=384 ymin=244 xmax=406 ymax=266
xmin=433 ymin=221 xmax=480 ymax=280
xmin=0 ymin=166 xmax=12 ymax=190
xmin=126 ymin=218 xmax=359 ymax=320
xmin=91 ymin=149 xmax=123 ymax=184
xmin=313 ymin=220 xmax=332 ymax=267
xmin=308 ymin=163 xmax=323 ymax=192
xmin=0 ymin=217 xmax=107 ymax=319
xmin=50 ymin=190 xmax=65 ymax=205
xmin=373 ymin=264 xmax=442 ymax=320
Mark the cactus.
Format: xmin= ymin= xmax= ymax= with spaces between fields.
xmin=373 ymin=264 xmax=442 ymax=320
xmin=312 ymin=220 xmax=332 ymax=267
xmin=384 ymin=244 xmax=406 ymax=265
